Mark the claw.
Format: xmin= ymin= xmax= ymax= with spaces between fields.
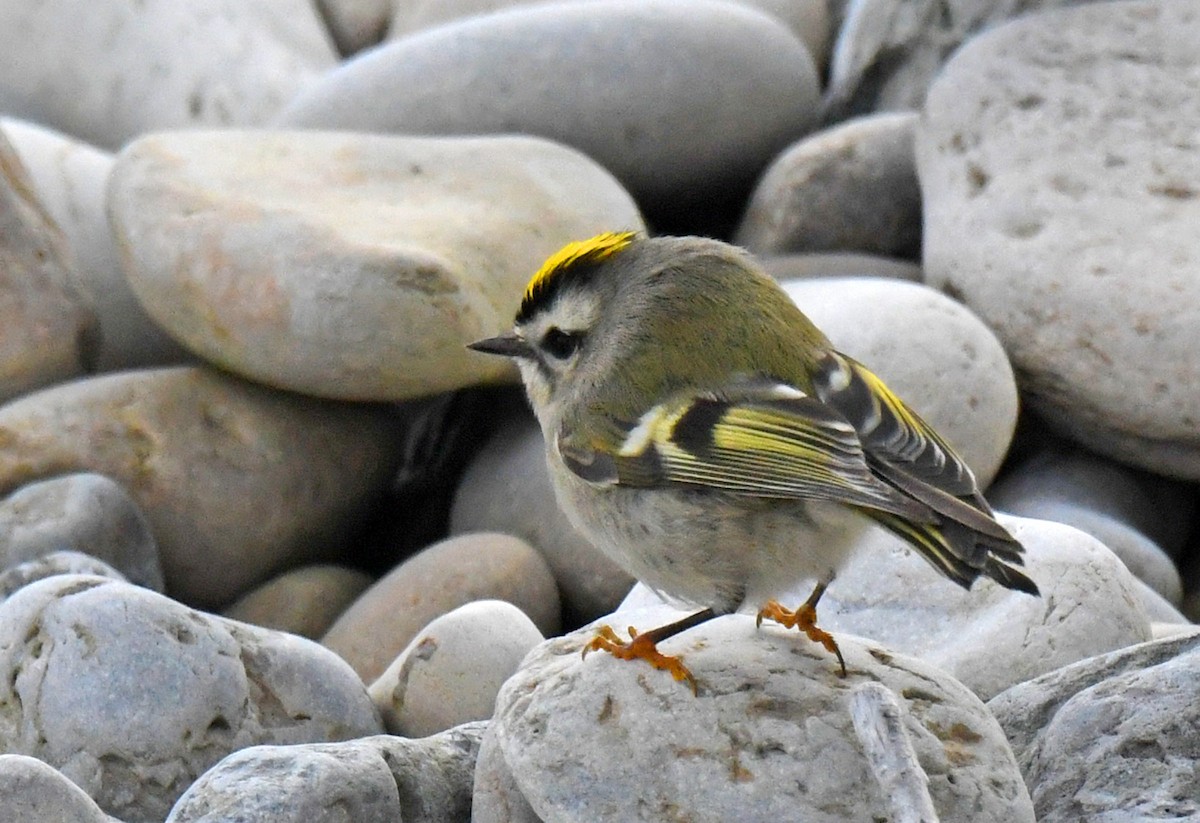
xmin=757 ymin=583 xmax=847 ymax=677
xmin=582 ymin=624 xmax=698 ymax=694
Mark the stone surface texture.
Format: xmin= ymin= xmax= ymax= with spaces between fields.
xmin=989 ymin=631 xmax=1200 ymax=821
xmin=479 ymin=613 xmax=1034 ymax=822
xmin=0 ymin=472 xmax=163 ymax=591
xmin=0 ymin=754 xmax=119 ymax=822
xmin=0 ymin=117 xmax=188 ymax=370
xmin=0 ymin=575 xmax=382 ymax=823
xmin=0 ymin=0 xmax=336 ymax=148
xmin=918 ymin=0 xmax=1200 ymax=478
xmin=737 ymin=112 xmax=921 ymax=258
xmin=222 ymin=564 xmax=373 ymax=639
xmin=370 ymin=599 xmax=544 ymax=737
xmin=166 ymin=723 xmax=485 ymax=823
xmin=0 ymin=130 xmax=97 ymax=402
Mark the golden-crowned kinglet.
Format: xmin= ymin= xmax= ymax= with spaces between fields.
xmin=470 ymin=232 xmax=1038 ymax=691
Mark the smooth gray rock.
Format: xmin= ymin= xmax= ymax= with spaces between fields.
xmin=322 ymin=533 xmax=560 ymax=684
xmin=370 ymin=600 xmax=544 ymax=737
xmin=472 ymin=729 xmax=541 ymax=823
xmin=388 ymin=0 xmax=833 ymax=71
xmin=737 ymin=112 xmax=921 ymax=258
xmin=1019 ymin=502 xmax=1181 ymax=605
xmin=989 ymin=632 xmax=1200 ymax=821
xmin=0 ymin=550 xmax=126 ymax=600
xmin=450 ymin=409 xmax=634 ymax=623
xmin=792 ymin=514 xmax=1149 ymax=700
xmin=758 ymin=251 xmax=922 ymax=282
xmin=918 ymin=0 xmax=1200 ymax=478
xmin=823 ymin=0 xmax=1087 ymax=120
xmin=0 ymin=755 xmax=119 ymax=823
xmin=281 ymin=0 xmax=819 ymax=211
xmin=109 ymin=130 xmax=642 ymax=401
xmin=784 ymin=277 xmax=1018 ymax=488
xmin=0 ymin=575 xmax=382 ymax=823
xmin=0 ymin=0 xmax=336 ymax=148
xmin=988 ymin=441 xmax=1194 ymax=557
xmin=0 ymin=472 xmax=163 ymax=591
xmin=0 ymin=130 xmax=97 ymax=402
xmin=168 ymin=723 xmax=485 ymax=823
xmin=0 ymin=367 xmax=406 ymax=608
xmin=0 ymin=117 xmax=188 ymax=370
xmin=481 ymin=611 xmax=1034 ymax=822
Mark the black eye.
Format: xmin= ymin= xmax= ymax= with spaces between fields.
xmin=541 ymin=327 xmax=583 ymax=360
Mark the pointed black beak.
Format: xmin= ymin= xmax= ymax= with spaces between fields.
xmin=467 ymin=332 xmax=534 ymax=359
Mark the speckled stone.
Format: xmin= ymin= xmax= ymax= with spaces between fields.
xmin=918 ymin=0 xmax=1200 ymax=478
xmin=479 ymin=612 xmax=1033 ymax=822
xmin=0 ymin=0 xmax=336 ymax=148
xmin=0 ymin=575 xmax=382 ymax=823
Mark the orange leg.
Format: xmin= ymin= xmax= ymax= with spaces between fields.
xmin=582 ymin=608 xmax=716 ymax=694
xmin=756 ymin=581 xmax=846 ymax=676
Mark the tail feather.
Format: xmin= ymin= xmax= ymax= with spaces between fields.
xmin=867 ymin=511 xmax=1039 ymax=596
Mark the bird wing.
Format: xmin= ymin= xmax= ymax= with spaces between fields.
xmin=811 ymin=352 xmax=1013 ymax=542
xmin=555 ymin=378 xmax=931 ymax=521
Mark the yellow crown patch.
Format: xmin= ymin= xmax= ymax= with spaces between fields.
xmin=522 ymin=231 xmax=638 ymax=306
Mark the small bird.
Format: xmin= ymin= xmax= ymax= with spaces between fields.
xmin=469 ymin=232 xmax=1038 ymax=691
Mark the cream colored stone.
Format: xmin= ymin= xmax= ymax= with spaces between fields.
xmin=108 ymin=131 xmax=643 ymax=400
xmin=0 ymin=367 xmax=405 ymax=608
xmin=322 ymin=533 xmax=560 ymax=683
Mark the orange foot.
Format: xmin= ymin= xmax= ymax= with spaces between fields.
xmin=582 ymin=624 xmax=698 ymax=694
xmin=756 ymin=584 xmax=846 ymax=676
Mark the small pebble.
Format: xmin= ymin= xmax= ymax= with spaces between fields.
xmin=222 ymin=564 xmax=373 ymax=639
xmin=322 ymin=533 xmax=559 ymax=683
xmin=370 ymin=599 xmax=544 ymax=737
xmin=0 ymin=472 xmax=163 ymax=591
xmin=737 ymin=112 xmax=921 ymax=258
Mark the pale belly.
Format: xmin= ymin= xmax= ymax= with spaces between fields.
xmin=554 ymin=468 xmax=872 ymax=614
